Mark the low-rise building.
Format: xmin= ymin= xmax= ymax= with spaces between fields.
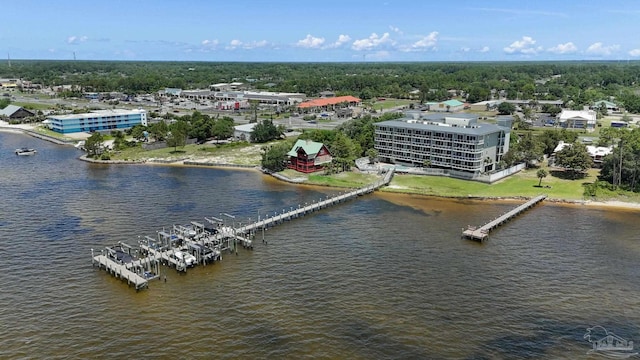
xmin=46 ymin=109 xmax=147 ymax=134
xmin=557 ymin=110 xmax=597 ymax=129
xmin=592 ymin=100 xmax=619 ymax=113
xmin=427 ymin=99 xmax=465 ymax=112
xmin=374 ymin=113 xmax=510 ymax=176
xmin=0 ymin=105 xmax=35 ymax=119
xmin=233 ymin=123 xmax=257 ymax=142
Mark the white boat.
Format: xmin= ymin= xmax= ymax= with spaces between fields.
xmin=15 ymin=147 xmax=37 ymax=156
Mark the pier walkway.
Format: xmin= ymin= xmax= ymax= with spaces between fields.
xmin=237 ymin=168 xmax=394 ymax=233
xmin=462 ymin=194 xmax=547 ymax=241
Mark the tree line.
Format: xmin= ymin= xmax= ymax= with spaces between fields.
xmin=5 ymin=60 xmax=640 ymax=109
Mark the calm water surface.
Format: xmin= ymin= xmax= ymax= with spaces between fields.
xmin=1 ymin=132 xmax=640 ymax=359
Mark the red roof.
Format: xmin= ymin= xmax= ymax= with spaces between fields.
xmin=298 ymin=95 xmax=361 ymax=108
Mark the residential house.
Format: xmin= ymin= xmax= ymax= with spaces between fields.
xmin=0 ymin=105 xmax=35 ymax=119
xmin=287 ymin=139 xmax=333 ymax=173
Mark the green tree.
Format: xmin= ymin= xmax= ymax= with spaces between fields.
xmin=211 ymin=116 xmax=234 ymax=140
xmin=366 ymin=148 xmax=378 ymax=164
xmin=0 ymin=98 xmax=10 ymax=109
xmin=129 ymin=124 xmax=147 ymax=142
xmin=84 ymin=132 xmax=104 ymax=158
xmin=554 ymin=142 xmax=594 ymax=179
xmin=111 ymin=130 xmax=126 ymax=151
xmin=537 ymin=168 xmax=548 ymax=187
xmin=497 ymin=102 xmax=516 ymax=115
xmin=148 ymin=120 xmax=168 ymax=141
xmin=260 ymin=141 xmax=291 ymax=172
xmin=166 ymin=121 xmax=188 ymax=151
xmin=251 ymin=119 xmax=283 ymax=143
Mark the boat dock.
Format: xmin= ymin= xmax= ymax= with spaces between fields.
xmin=462 ymin=194 xmax=547 ymax=241
xmin=91 ymin=169 xmax=394 ymax=290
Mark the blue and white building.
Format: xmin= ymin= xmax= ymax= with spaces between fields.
xmin=46 ymin=109 xmax=148 ymax=134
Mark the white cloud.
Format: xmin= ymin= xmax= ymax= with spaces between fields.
xmin=479 ymin=46 xmax=490 ymax=53
xmin=325 ymin=34 xmax=351 ymax=49
xmin=503 ymin=36 xmax=542 ymax=55
xmin=389 ymin=25 xmax=403 ymax=35
xmin=296 ymin=34 xmax=325 ymax=49
xmin=67 ymin=35 xmax=88 ymax=45
xmin=547 ymin=42 xmax=577 ymax=54
xmin=411 ymin=32 xmax=438 ymax=50
xmin=201 ymin=39 xmax=219 ymax=47
xmin=460 ymin=47 xmax=471 ymax=52
xmin=586 ymin=42 xmax=620 ymax=56
xmin=226 ymin=39 xmax=269 ymax=50
xmin=399 ymin=31 xmax=439 ymax=52
xmin=629 ymin=49 xmax=640 ymax=57
xmin=351 ymin=32 xmax=392 ymax=51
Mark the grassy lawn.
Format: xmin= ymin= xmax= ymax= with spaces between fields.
xmin=384 ymin=166 xmax=599 ymax=200
xmin=307 ymin=171 xmax=380 ymax=188
xmin=372 ymin=99 xmax=414 ymax=110
xmin=13 ymin=102 xmax=53 ymax=110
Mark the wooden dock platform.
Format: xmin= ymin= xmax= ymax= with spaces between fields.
xmin=462 ymin=194 xmax=547 ymax=241
xmin=92 ymin=254 xmax=150 ymax=290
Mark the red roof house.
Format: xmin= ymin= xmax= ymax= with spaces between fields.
xmin=287 ymin=139 xmax=332 ymax=173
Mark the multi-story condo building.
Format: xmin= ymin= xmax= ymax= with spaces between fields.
xmin=46 ymin=109 xmax=148 ymax=134
xmin=374 ymin=113 xmax=511 ymax=175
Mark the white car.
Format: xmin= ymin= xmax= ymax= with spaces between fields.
xmin=172 ymin=250 xmax=197 ymax=267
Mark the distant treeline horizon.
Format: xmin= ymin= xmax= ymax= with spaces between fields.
xmin=3 ymin=60 xmax=640 ymax=109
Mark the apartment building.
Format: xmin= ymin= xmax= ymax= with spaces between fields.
xmin=374 ymin=113 xmax=511 ymax=175
xmin=46 ymin=109 xmax=147 ymax=134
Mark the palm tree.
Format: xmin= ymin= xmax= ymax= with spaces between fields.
xmin=537 ymin=169 xmax=548 ymax=187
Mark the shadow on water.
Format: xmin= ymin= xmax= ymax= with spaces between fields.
xmin=470 ymin=317 xmax=640 ymax=359
xmin=167 ymin=202 xmax=197 ymax=213
xmin=340 ymin=320 xmax=437 ymax=360
xmin=38 ymin=216 xmax=93 ymax=241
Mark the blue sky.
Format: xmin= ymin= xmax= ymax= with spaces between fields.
xmin=4 ymin=0 xmax=640 ymax=62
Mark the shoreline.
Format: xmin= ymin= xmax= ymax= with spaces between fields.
xmin=6 ymin=125 xmax=640 ymax=211
xmin=83 ymin=153 xmax=640 ymax=211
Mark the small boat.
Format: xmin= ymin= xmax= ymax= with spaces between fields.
xmin=15 ymin=147 xmax=37 ymax=156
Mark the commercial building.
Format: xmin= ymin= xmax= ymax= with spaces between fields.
xmin=297 ymin=95 xmax=361 ymax=112
xmin=426 ymin=99 xmax=465 ymax=112
xmin=46 ymin=109 xmax=147 ymax=134
xmin=557 ymin=110 xmax=597 ymax=129
xmin=374 ymin=113 xmax=510 ymax=175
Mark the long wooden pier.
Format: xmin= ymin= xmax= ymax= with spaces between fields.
xmin=462 ymin=194 xmax=547 ymax=241
xmin=91 ymin=168 xmax=394 ymax=290
xmin=237 ymin=168 xmax=394 ymax=233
